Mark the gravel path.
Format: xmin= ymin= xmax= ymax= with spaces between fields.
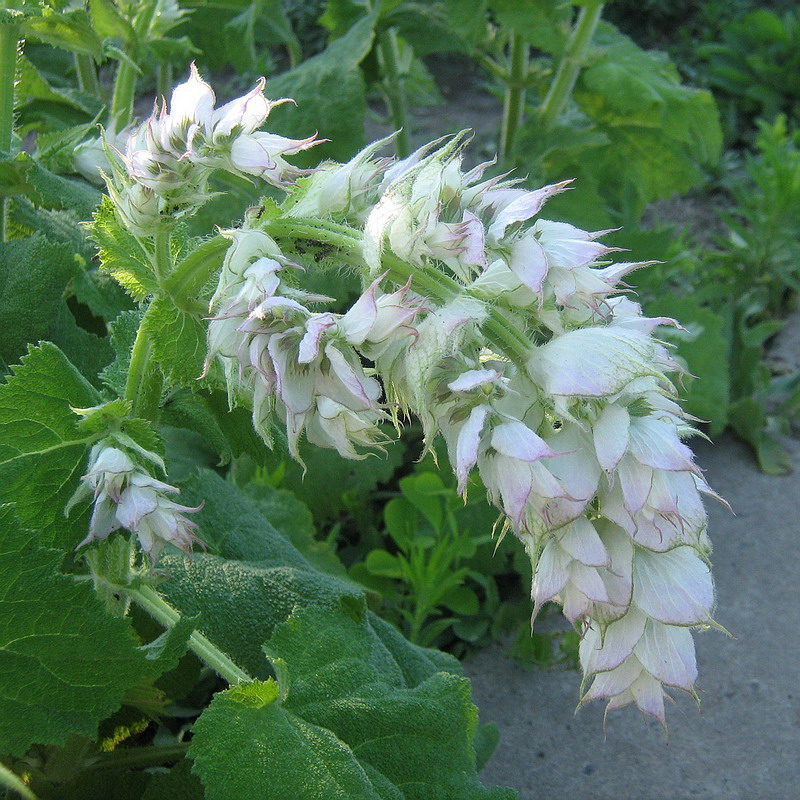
xmin=466 ymin=433 xmax=800 ymax=800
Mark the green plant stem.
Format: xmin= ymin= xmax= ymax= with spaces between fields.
xmin=264 ymin=218 xmax=535 ymax=366
xmin=0 ymin=22 xmax=18 ymax=244
xmin=378 ymin=27 xmax=411 ymax=158
xmin=163 ymin=234 xmax=230 ymax=301
xmin=111 ymin=60 xmax=139 ymax=130
xmin=538 ymin=2 xmax=604 ymax=130
xmin=74 ymin=53 xmax=101 ymax=98
xmin=156 ymin=62 xmax=173 ymax=102
xmin=123 ymin=228 xmax=174 ymax=416
xmin=0 ymin=22 xmax=16 ymax=154
xmin=124 ymin=323 xmax=162 ymax=419
xmin=475 ymin=52 xmax=508 ymax=84
xmin=499 ymin=30 xmax=529 ymax=163
xmin=84 ymin=743 xmax=189 ymax=772
xmin=152 ymin=227 xmax=171 ymax=284
xmin=127 ymin=584 xmax=252 ymax=684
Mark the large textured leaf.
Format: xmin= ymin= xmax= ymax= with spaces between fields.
xmin=266 ymin=15 xmax=377 ymax=163
xmin=572 ymin=23 xmax=722 ymax=216
xmin=0 ymin=234 xmax=76 ymax=365
xmin=0 ymin=343 xmax=100 ymax=548
xmin=489 ymin=0 xmax=571 ymax=54
xmin=161 ymin=388 xmax=268 ymax=466
xmin=516 ymin=22 xmax=722 ymax=223
xmin=159 ymin=471 xmax=360 ymax=676
xmin=0 ymin=507 xmax=151 ymax=758
xmin=243 ymin=482 xmax=348 ymax=579
xmin=189 ymin=604 xmax=515 ymax=800
xmin=387 ymin=0 xmax=488 ymax=56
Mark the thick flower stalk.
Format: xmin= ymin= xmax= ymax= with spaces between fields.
xmin=67 ymin=442 xmax=203 ymax=562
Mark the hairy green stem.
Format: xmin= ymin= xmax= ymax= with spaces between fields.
xmin=378 ymin=27 xmax=411 ymax=158
xmin=538 ymin=2 xmax=604 ymax=129
xmin=0 ymin=22 xmax=16 ymax=154
xmin=264 ymin=218 xmax=535 ymax=366
xmin=498 ymin=30 xmax=529 ymax=163
xmin=152 ymin=227 xmax=171 ymax=284
xmin=0 ymin=23 xmax=18 ymax=244
xmin=74 ymin=53 xmax=101 ymax=98
xmin=110 ymin=60 xmax=138 ymax=130
xmin=128 ymin=584 xmax=252 ymax=684
xmin=163 ymin=234 xmax=230 ymax=301
xmin=84 ymin=743 xmax=189 ymax=772
xmin=124 ymin=324 xmax=162 ymax=419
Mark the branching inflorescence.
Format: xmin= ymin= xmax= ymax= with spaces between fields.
xmin=81 ymin=67 xmax=722 ymax=725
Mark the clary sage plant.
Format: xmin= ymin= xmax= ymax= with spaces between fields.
xmin=77 ymin=67 xmax=720 ymax=726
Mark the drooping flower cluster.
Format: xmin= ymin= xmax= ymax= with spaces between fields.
xmin=204 ymin=226 xmax=424 ymax=462
xmin=240 ymin=132 xmax=719 ymax=724
xmin=68 ymin=441 xmax=202 ymax=562
xmin=88 ymin=65 xmax=722 ymax=724
xmin=101 ymin=65 xmax=319 ymax=236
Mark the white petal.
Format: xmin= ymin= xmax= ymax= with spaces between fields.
xmin=581 ymin=656 xmax=644 ymax=701
xmin=339 ymin=280 xmax=379 ymax=345
xmin=634 ymin=620 xmax=697 ymax=690
xmin=455 ymin=404 xmax=490 ymax=493
xmin=447 ymin=368 xmax=501 ymax=393
xmin=633 ymin=546 xmax=714 ymax=625
xmin=491 ymin=421 xmax=556 ymax=462
xmin=534 ymin=219 xmax=613 ymax=269
xmin=486 ymin=182 xmax=570 ymax=241
xmin=617 ymin=455 xmax=654 ymax=514
xmin=630 ymin=673 xmax=667 ymax=722
xmin=532 ymin=540 xmax=571 ymax=607
xmin=568 ymin=561 xmax=609 ymax=603
xmin=508 ymin=235 xmax=548 ymax=293
xmin=116 ymin=486 xmax=159 ymax=530
xmin=593 ymin=403 xmax=630 ymax=473
xmin=628 ymin=416 xmax=697 ymax=473
xmin=530 ymin=328 xmax=659 ymax=398
xmin=579 ymin=608 xmax=647 ymax=674
xmin=170 ymin=63 xmax=215 ymax=125
xmin=558 ymin=517 xmax=608 ymax=567
xmin=211 ymin=79 xmax=269 ymax=137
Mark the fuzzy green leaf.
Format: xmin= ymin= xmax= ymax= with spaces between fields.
xmin=489 ymin=0 xmax=570 ymax=54
xmin=243 ymin=483 xmax=349 ymax=579
xmin=89 ymin=198 xmax=157 ymax=301
xmin=140 ymin=296 xmax=207 ymax=385
xmin=189 ymin=604 xmax=516 ymax=800
xmin=0 ymin=343 xmax=100 ymax=548
xmin=161 ymin=389 xmax=269 ymax=467
xmin=0 ymin=234 xmax=76 ymax=366
xmin=22 ymin=7 xmax=104 ymax=57
xmin=0 ymin=507 xmax=152 ymax=758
